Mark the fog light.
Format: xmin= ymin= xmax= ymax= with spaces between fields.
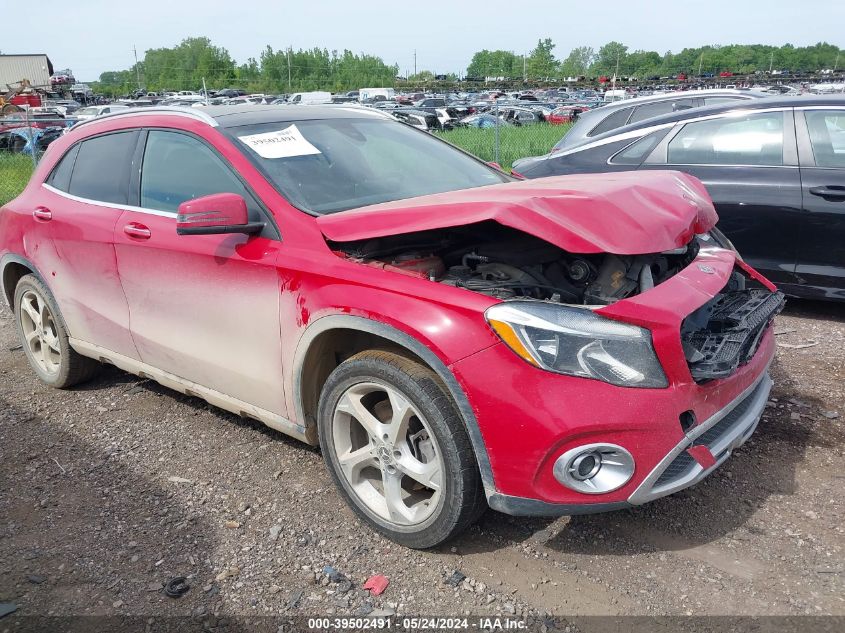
xmin=553 ymin=444 xmax=635 ymax=494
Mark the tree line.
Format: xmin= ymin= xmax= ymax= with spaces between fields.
xmin=93 ymin=37 xmax=399 ymax=96
xmin=91 ymin=37 xmax=843 ymax=96
xmin=468 ymin=40 xmax=843 ymax=80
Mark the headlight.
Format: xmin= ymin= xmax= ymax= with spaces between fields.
xmin=485 ymin=302 xmax=668 ymax=388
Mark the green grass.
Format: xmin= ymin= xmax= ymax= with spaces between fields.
xmin=435 ymin=123 xmax=571 ymax=171
xmin=0 ymin=153 xmax=36 ymax=206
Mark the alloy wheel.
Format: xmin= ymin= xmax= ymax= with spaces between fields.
xmin=19 ymin=289 xmax=62 ymax=376
xmin=331 ymin=381 xmax=444 ymax=526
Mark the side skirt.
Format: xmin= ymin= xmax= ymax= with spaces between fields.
xmin=68 ymin=338 xmax=309 ymax=443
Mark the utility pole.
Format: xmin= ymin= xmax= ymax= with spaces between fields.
xmin=769 ymin=50 xmax=774 ymax=73
xmin=698 ymin=53 xmax=703 ymax=76
xmin=414 ymin=50 xmax=417 ymax=77
xmin=287 ymin=47 xmax=291 ymax=90
xmin=834 ymin=52 xmax=840 ymax=72
xmin=523 ymin=53 xmax=527 ymax=82
xmin=133 ymin=45 xmax=141 ymax=90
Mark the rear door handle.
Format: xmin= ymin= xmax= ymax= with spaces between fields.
xmin=32 ymin=207 xmax=52 ymax=221
xmin=123 ymin=222 xmax=151 ymax=239
xmin=809 ymin=186 xmax=845 ymax=201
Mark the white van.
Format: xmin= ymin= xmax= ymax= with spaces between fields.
xmin=602 ymin=89 xmax=628 ymax=103
xmin=289 ymin=91 xmax=333 ymax=105
xmin=358 ymin=88 xmax=395 ymax=102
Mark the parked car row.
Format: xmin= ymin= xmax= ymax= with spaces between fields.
xmin=514 ymin=95 xmax=845 ymax=300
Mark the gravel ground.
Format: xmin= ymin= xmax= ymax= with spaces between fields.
xmin=0 ymin=299 xmax=843 ymax=630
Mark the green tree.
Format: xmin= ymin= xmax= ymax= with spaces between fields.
xmin=560 ymin=46 xmax=594 ymax=77
xmin=591 ymin=41 xmax=628 ymax=77
xmin=526 ymin=38 xmax=557 ymax=80
xmin=466 ymin=50 xmax=521 ymax=79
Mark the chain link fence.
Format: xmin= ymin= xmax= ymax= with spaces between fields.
xmin=0 ymin=113 xmax=76 ymax=205
xmin=434 ymin=102 xmax=572 ymax=171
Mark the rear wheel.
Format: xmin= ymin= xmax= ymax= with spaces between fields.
xmin=14 ymin=274 xmax=99 ymax=388
xmin=318 ymin=350 xmax=485 ymax=548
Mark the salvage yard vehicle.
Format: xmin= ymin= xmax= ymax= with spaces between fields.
xmin=0 ymin=105 xmax=784 ymax=548
xmin=513 ymin=95 xmax=845 ymax=301
xmin=552 ymin=89 xmax=767 ymax=151
xmin=73 ymin=104 xmax=131 ymax=121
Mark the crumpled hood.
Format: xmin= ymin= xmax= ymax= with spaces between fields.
xmin=317 ymin=170 xmax=717 ymax=254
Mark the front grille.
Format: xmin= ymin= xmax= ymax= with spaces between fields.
xmin=693 ymin=376 xmax=767 ymax=455
xmin=682 ymin=287 xmax=784 ymax=381
xmin=654 ymin=450 xmax=697 ymax=486
xmin=653 ymin=376 xmax=768 ymax=489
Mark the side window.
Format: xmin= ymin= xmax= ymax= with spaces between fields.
xmin=667 ymin=111 xmax=784 ymax=166
xmin=804 ymin=110 xmax=845 ymax=168
xmin=68 ymin=132 xmax=137 ymax=204
xmin=140 ymin=130 xmax=256 ymax=214
xmin=588 ymin=107 xmax=634 ymax=136
xmin=629 ymin=101 xmax=675 ymax=123
xmin=46 ymin=144 xmax=80 ymax=192
xmin=610 ymin=130 xmax=667 ymax=165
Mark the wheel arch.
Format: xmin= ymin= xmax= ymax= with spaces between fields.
xmin=1 ymin=254 xmax=46 ymax=310
xmin=292 ymin=314 xmax=495 ymax=492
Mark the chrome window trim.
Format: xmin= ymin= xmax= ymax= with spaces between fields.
xmin=543 ymin=121 xmax=677 ymax=160
xmin=42 ymin=183 xmax=176 ymax=218
xmin=557 ymin=105 xmax=796 ymax=163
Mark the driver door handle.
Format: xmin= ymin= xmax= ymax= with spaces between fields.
xmin=809 ymin=186 xmax=845 ymax=201
xmin=123 ymin=222 xmax=151 ymax=239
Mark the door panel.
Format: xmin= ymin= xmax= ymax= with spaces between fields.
xmin=640 ymin=110 xmax=802 ymax=284
xmin=114 ymin=129 xmax=286 ymax=415
xmin=30 ymin=132 xmax=139 ymax=358
xmin=34 ymin=188 xmax=138 ymax=357
xmin=794 ymin=109 xmax=845 ymax=299
xmin=114 ymin=214 xmax=286 ymax=414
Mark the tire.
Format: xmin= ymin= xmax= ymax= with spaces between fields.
xmin=317 ymin=349 xmax=485 ymax=548
xmin=14 ymin=274 xmax=99 ymax=388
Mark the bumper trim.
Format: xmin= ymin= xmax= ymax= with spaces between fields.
xmin=487 ymin=492 xmax=630 ymax=517
xmin=627 ymin=369 xmax=773 ymax=506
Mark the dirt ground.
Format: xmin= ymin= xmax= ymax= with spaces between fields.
xmin=0 ymin=298 xmax=843 ymax=631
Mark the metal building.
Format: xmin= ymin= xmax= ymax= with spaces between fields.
xmin=0 ymin=54 xmax=54 ymax=89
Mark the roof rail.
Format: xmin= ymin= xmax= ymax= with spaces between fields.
xmin=70 ymin=106 xmax=218 ymax=131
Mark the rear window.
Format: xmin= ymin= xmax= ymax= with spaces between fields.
xmin=610 ymin=130 xmax=668 ymax=165
xmin=588 ymin=107 xmax=634 ymax=136
xmin=67 ymin=131 xmax=137 ymax=204
xmin=46 ymin=145 xmax=79 ymax=192
xmin=629 ymin=98 xmax=696 ymax=124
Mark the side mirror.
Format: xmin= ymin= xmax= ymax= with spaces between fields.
xmin=176 ymin=193 xmax=264 ymax=236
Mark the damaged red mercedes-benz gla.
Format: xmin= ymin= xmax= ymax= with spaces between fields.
xmin=0 ymin=106 xmax=784 ymax=547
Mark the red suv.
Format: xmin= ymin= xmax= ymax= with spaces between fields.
xmin=0 ymin=106 xmax=783 ymax=547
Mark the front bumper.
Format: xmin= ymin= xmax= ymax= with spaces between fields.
xmin=486 ymin=367 xmax=773 ymax=516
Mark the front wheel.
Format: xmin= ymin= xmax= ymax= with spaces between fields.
xmin=317 ymin=350 xmax=485 ymax=548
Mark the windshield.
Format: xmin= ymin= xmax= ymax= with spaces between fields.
xmin=231 ymin=117 xmax=508 ymax=214
xmin=76 ymin=107 xmax=99 ymax=116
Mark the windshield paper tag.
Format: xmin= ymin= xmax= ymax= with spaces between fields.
xmin=238 ymin=124 xmax=321 ymax=159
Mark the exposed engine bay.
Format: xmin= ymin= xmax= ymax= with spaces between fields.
xmin=332 ymin=221 xmax=700 ymax=305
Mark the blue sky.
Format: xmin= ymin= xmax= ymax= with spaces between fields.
xmin=5 ymin=0 xmax=843 ymax=81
